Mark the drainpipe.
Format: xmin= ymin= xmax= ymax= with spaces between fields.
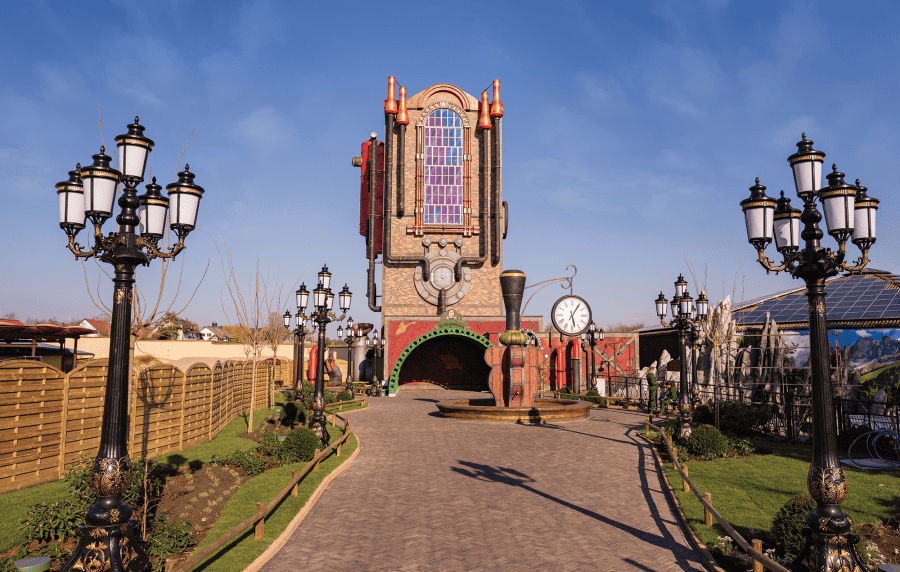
xmin=490 ymin=80 xmax=504 ymax=266
xmin=382 ymin=79 xmax=431 ymax=279
xmin=396 ymin=86 xmax=408 ymax=218
xmin=366 ymin=132 xmax=381 ymax=312
xmin=452 ymin=90 xmax=492 ymax=281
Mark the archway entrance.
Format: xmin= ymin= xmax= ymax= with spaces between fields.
xmin=388 ymin=317 xmax=492 ymax=394
xmin=397 ymin=335 xmax=491 ymax=390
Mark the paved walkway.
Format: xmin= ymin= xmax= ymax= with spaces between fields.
xmin=261 ymin=389 xmax=706 ymax=572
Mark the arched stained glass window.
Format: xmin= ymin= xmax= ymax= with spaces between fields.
xmin=423 ymin=108 xmax=463 ymax=225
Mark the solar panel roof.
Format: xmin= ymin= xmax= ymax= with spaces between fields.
xmin=735 ymin=273 xmax=900 ymax=325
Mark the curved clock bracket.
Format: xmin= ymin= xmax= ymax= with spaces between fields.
xmin=414 ymin=248 xmax=471 ymax=306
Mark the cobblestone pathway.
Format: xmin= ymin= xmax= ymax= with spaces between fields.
xmin=260 ymin=389 xmax=706 ymax=572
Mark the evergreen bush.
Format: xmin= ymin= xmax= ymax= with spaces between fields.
xmin=693 ymin=404 xmax=714 ymax=425
xmin=686 ymin=424 xmax=728 ymax=460
xmin=335 ymin=390 xmax=352 ymax=402
xmin=279 ymin=427 xmax=321 ymax=464
xmin=770 ymin=493 xmax=816 ymax=558
xmin=719 ymin=400 xmax=770 ymax=435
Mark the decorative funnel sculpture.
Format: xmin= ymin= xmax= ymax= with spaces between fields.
xmin=485 ymin=270 xmax=542 ymax=407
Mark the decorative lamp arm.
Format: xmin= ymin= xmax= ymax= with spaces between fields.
xmin=137 ymin=236 xmax=187 ymax=261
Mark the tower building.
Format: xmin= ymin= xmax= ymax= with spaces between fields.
xmin=355 ymin=77 xmax=540 ymax=394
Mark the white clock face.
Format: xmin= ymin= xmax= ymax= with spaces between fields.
xmin=552 ymin=295 xmax=592 ymax=336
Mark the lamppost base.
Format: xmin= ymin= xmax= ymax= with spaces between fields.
xmin=60 ymin=520 xmax=149 ymax=572
xmin=308 ymin=407 xmax=331 ymax=447
xmin=792 ymin=529 xmax=869 ymax=572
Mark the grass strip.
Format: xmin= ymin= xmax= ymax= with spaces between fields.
xmin=187 ymin=424 xmax=358 ymax=572
xmin=0 ymin=405 xmax=278 ymax=553
xmin=659 ymin=439 xmax=900 ymax=549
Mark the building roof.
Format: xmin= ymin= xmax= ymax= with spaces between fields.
xmin=81 ymin=318 xmax=111 ymax=336
xmin=202 ymin=325 xmax=233 ymax=339
xmin=0 ymin=320 xmax=94 ymax=342
xmin=734 ymin=268 xmax=900 ymax=329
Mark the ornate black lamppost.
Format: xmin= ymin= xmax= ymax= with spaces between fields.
xmin=654 ymin=277 xmax=709 ymax=441
xmin=689 ymin=323 xmax=702 ymax=404
xmin=296 ymin=267 xmax=351 ymax=446
xmin=365 ymin=330 xmax=384 ymax=395
xmin=740 ymin=134 xmax=878 ymax=572
xmin=337 ymin=317 xmax=359 ymax=396
xmin=55 ymin=117 xmax=204 ymax=572
xmin=284 ymin=304 xmax=313 ymax=394
xmin=580 ymin=322 xmax=603 ymax=391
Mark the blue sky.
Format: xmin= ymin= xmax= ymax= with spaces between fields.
xmin=2 ymin=0 xmax=899 ymax=337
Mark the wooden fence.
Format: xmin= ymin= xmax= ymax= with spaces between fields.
xmin=0 ymin=358 xmax=293 ymax=493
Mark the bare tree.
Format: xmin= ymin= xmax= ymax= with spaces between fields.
xmin=216 ymin=241 xmax=283 ymax=432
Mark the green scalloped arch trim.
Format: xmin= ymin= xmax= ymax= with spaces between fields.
xmin=387 ymin=326 xmax=493 ymax=394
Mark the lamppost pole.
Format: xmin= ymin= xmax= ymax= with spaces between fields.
xmin=284 ymin=307 xmax=311 ymax=395
xmin=295 ymin=269 xmax=351 ymax=446
xmin=580 ymin=322 xmax=603 ymax=391
xmin=654 ymin=279 xmax=708 ymax=441
xmin=56 ymin=117 xmax=204 ymax=572
xmin=366 ymin=330 xmax=384 ymax=395
xmin=740 ymin=134 xmax=878 ymax=572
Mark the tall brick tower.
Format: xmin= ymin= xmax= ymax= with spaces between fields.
xmin=355 ymin=78 xmax=535 ymax=395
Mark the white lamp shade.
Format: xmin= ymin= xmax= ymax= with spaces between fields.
xmin=791 ymin=159 xmax=823 ymax=197
xmin=57 ymin=167 xmax=86 ymax=232
xmin=598 ymin=329 xmax=604 ymax=340
xmin=82 ymin=173 xmax=118 ymax=220
xmin=326 ymin=291 xmax=334 ymax=311
xmin=337 ymin=326 xmax=344 ymax=339
xmin=313 ymin=286 xmax=326 ymax=308
xmin=170 ymin=190 xmax=201 ymax=229
xmin=852 ymin=183 xmax=878 ymax=248
xmin=655 ymin=293 xmax=668 ymax=319
xmin=339 ymin=285 xmax=352 ymax=312
xmin=318 ymin=266 xmax=332 ymax=290
xmin=674 ymin=275 xmax=687 ymax=298
xmin=821 ymin=191 xmax=855 ymax=240
xmin=679 ymin=294 xmax=693 ymax=317
xmin=166 ymin=165 xmax=204 ymax=234
xmin=788 ymin=134 xmax=825 ymax=196
xmin=853 ymin=205 xmax=876 ymax=245
xmin=773 ymin=214 xmax=800 ymax=251
xmin=118 ymin=144 xmax=150 ymax=180
xmin=296 ymin=284 xmax=308 ymax=310
xmin=114 ymin=117 xmax=154 ymax=181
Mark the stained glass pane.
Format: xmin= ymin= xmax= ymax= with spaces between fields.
xmin=423 ymin=109 xmax=464 ymax=225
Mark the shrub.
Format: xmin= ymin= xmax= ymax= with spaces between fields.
xmin=770 ymin=493 xmax=816 ymax=558
xmin=720 ymin=400 xmax=770 ymax=435
xmin=324 ymin=390 xmax=338 ymax=404
xmin=257 ymin=431 xmax=282 ymax=461
xmin=558 ymin=387 xmax=572 ymax=395
xmin=281 ymin=401 xmax=306 ymax=425
xmin=279 ymin=427 xmax=322 ymax=464
xmin=726 ymin=434 xmax=756 ymax=457
xmin=212 ymin=450 xmax=268 ymax=476
xmin=693 ymin=404 xmax=714 ymax=425
xmin=585 ymin=389 xmax=600 ymax=397
xmin=20 ymin=454 xmax=164 ymax=543
xmin=335 ymin=390 xmax=352 ymax=402
xmin=686 ymin=424 xmax=728 ymax=460
xmin=145 ymin=517 xmax=195 ymax=572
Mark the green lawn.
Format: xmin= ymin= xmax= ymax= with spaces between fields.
xmin=660 ymin=439 xmax=900 ymax=550
xmin=0 ymin=394 xmax=332 ymax=554
xmin=188 ymin=424 xmax=357 ymax=572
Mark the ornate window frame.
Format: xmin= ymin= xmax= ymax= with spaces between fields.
xmin=408 ymin=101 xmax=478 ymax=237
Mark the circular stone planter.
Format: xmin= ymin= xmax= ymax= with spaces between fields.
xmin=435 ymin=398 xmax=592 ymax=423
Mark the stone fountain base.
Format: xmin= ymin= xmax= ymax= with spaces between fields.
xmin=435 ymin=398 xmax=592 ymax=423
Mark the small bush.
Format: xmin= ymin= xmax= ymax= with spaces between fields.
xmin=324 ymin=390 xmax=338 ymax=404
xmin=19 ymin=500 xmax=83 ymax=543
xmin=280 ymin=401 xmax=306 ymax=425
xmin=693 ymin=404 xmax=714 ymax=425
xmin=558 ymin=387 xmax=572 ymax=395
xmin=585 ymin=389 xmax=600 ymax=397
xmin=726 ymin=434 xmax=756 ymax=457
xmin=145 ymin=517 xmax=195 ymax=572
xmin=256 ymin=431 xmax=282 ymax=461
xmin=335 ymin=390 xmax=352 ymax=402
xmin=212 ymin=450 xmax=268 ymax=476
xmin=279 ymin=427 xmax=321 ymax=464
xmin=686 ymin=424 xmax=728 ymax=460
xmin=720 ymin=400 xmax=770 ymax=435
xmin=770 ymin=493 xmax=816 ymax=558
